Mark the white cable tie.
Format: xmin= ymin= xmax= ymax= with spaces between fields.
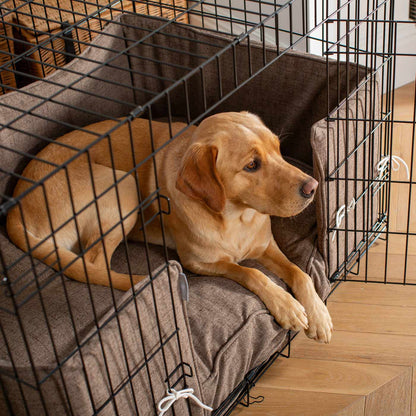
xmin=332 ymin=198 xmax=356 ymax=242
xmin=158 ymin=388 xmax=213 ymax=416
xmin=376 ymin=155 xmax=410 ymax=180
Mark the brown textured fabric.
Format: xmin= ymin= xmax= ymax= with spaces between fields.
xmin=0 ymin=19 xmax=135 ymax=200
xmin=0 ymin=13 xmax=379 ymax=414
xmin=0 ymin=228 xmax=287 ymax=413
xmin=113 ymin=240 xmax=290 ymax=410
xmin=311 ymin=76 xmax=381 ymax=278
xmin=119 ymin=13 xmax=367 ymax=168
xmin=11 ymin=0 xmax=188 ymax=82
xmin=0 ymin=243 xmax=205 ymax=415
xmin=187 ymin=272 xmax=288 ymax=409
xmin=11 ymin=0 xmax=184 ymax=34
xmin=0 ymin=13 xmax=366 ymax=202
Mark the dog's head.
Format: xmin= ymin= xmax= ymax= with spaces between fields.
xmin=176 ymin=111 xmax=317 ymax=217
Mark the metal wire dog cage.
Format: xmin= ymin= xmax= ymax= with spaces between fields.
xmin=0 ymin=0 xmax=415 ymax=415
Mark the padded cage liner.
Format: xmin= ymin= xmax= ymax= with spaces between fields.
xmin=312 ymin=81 xmax=381 ymax=277
xmin=0 ymin=14 xmax=380 ymax=414
xmin=0 ymin=260 xmax=205 ymax=415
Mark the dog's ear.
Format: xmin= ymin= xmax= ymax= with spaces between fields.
xmin=176 ymin=144 xmax=226 ymax=213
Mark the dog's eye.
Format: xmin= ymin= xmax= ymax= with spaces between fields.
xmin=244 ymin=159 xmax=261 ymax=172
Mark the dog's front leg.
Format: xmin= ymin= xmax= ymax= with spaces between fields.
xmin=189 ymin=261 xmax=309 ymax=332
xmin=258 ymin=239 xmax=333 ymax=343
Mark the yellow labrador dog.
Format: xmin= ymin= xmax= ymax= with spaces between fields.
xmin=7 ymin=112 xmax=332 ymax=343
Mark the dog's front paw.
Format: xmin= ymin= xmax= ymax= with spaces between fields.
xmin=265 ymin=287 xmax=309 ymax=332
xmin=304 ymin=296 xmax=333 ymax=343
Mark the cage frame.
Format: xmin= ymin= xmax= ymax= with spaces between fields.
xmin=1 ymin=0 xmax=415 ymax=414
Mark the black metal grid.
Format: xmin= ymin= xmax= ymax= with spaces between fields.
xmin=326 ymin=10 xmax=416 ymax=287
xmin=0 ymin=0 xmax=414 ymax=415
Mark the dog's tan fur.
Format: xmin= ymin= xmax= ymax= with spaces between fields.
xmin=7 ymin=112 xmax=332 ymax=343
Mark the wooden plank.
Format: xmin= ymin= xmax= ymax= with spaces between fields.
xmin=393 ymin=82 xmax=416 ymax=119
xmin=369 ymin=235 xmax=416 ymax=256
xmin=413 ymin=371 xmax=416 ymax=416
xmin=256 ymin=358 xmax=406 ymax=397
xmin=327 ymin=302 xmax=416 ymax=336
xmin=388 ymin=154 xmax=416 ymax=234
xmin=364 ymin=366 xmax=412 ymax=416
xmin=386 ymin=82 xmax=416 ymax=233
xmin=351 ymin=252 xmax=416 ymax=283
xmin=330 ymin=282 xmax=416 ymax=307
xmin=291 ymin=331 xmax=416 ymax=415
xmin=336 ymin=401 xmax=365 ymax=416
xmin=232 ymin=389 xmax=365 ymax=416
xmin=390 ymin=116 xmax=416 ymax=234
xmin=291 ymin=330 xmax=416 ymax=367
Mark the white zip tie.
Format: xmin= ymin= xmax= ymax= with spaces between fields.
xmin=376 ymin=155 xmax=410 ymax=180
xmin=158 ymin=388 xmax=213 ymax=416
xmin=332 ymin=198 xmax=356 ymax=242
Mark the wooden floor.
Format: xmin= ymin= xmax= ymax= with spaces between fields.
xmin=233 ymin=82 xmax=416 ymax=415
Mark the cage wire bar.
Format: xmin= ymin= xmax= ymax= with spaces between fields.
xmin=0 ymin=0 xmax=414 ymax=414
xmin=325 ymin=6 xmax=416 ymax=288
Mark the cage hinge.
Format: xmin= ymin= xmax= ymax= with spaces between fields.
xmin=235 ymin=32 xmax=246 ymax=43
xmin=129 ymin=106 xmax=145 ymax=118
xmin=0 ymin=198 xmax=18 ymax=217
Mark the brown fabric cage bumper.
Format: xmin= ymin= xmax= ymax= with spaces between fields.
xmin=0 ymin=0 xmax=188 ymax=94
xmin=0 ymin=14 xmax=380 ymax=414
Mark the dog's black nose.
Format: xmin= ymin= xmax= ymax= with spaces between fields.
xmin=300 ymin=178 xmax=318 ymax=198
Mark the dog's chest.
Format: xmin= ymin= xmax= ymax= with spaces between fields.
xmin=221 ymin=209 xmax=270 ymax=260
xmin=240 ymin=208 xmax=257 ymax=224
